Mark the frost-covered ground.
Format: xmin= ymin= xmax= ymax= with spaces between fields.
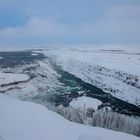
xmin=44 ymin=46 xmax=140 ymax=107
xmin=0 ymin=94 xmax=139 ymax=140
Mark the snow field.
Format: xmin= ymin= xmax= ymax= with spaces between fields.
xmin=0 ymin=94 xmax=139 ymax=140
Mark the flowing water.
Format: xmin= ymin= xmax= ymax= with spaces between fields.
xmin=33 ymin=60 xmax=140 ymax=117
xmin=0 ymin=51 xmax=140 ymax=117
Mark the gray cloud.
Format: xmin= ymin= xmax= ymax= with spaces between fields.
xmin=0 ymin=4 xmax=140 ymax=46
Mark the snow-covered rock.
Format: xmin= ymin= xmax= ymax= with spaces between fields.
xmin=0 ymin=73 xmax=29 ymax=87
xmin=70 ymin=96 xmax=102 ymax=111
xmin=0 ymin=72 xmax=39 ymax=98
xmin=0 ymin=94 xmax=139 ymax=140
xmin=0 ymin=59 xmax=60 ymax=98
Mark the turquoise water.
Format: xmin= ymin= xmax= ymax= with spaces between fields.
xmin=33 ymin=60 xmax=140 ymax=117
xmin=0 ymin=51 xmax=139 ymax=117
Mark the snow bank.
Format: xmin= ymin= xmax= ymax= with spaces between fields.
xmin=0 ymin=73 xmax=29 ymax=86
xmin=70 ymin=96 xmax=102 ymax=110
xmin=0 ymin=94 xmax=139 ymax=140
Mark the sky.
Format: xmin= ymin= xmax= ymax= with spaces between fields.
xmin=0 ymin=0 xmax=140 ymax=47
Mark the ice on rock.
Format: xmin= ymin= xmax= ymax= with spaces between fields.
xmin=0 ymin=73 xmax=29 ymax=86
xmin=70 ymin=96 xmax=102 ymax=111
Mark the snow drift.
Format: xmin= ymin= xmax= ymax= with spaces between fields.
xmin=0 ymin=94 xmax=139 ymax=140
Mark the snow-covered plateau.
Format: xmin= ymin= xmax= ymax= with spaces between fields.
xmin=44 ymin=47 xmax=140 ymax=107
xmin=0 ymin=94 xmax=139 ymax=140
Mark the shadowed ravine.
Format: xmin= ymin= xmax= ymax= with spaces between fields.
xmin=0 ymin=51 xmax=139 ymax=116
xmin=33 ymin=59 xmax=140 ymax=117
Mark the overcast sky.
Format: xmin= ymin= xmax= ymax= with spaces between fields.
xmin=0 ymin=0 xmax=140 ymax=47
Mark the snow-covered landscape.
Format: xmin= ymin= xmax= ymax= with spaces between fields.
xmin=0 ymin=46 xmax=140 ymax=140
xmin=1 ymin=0 xmax=140 ymax=139
xmin=0 ymin=93 xmax=140 ymax=140
xmin=45 ymin=46 xmax=140 ymax=107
